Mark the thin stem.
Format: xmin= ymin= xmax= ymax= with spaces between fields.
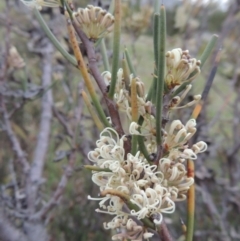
xmin=138 ymin=136 xmax=151 ymax=162
xmin=124 ymin=47 xmax=136 ymax=77
xmin=81 ymin=91 xmax=104 ymax=131
xmin=66 ymin=12 xmax=110 ymax=128
xmin=152 ymin=14 xmax=160 ymax=104
xmin=34 ymin=9 xmax=77 ymax=67
xmin=122 ymin=55 xmax=131 ymax=92
xmin=131 ymin=78 xmax=138 ymax=155
xmin=156 ymin=6 xmax=166 ymax=145
xmin=186 ymin=160 xmax=195 ymax=241
xmin=84 ymin=165 xmax=111 ymax=172
xmin=108 ymin=0 xmax=121 ymax=98
xmin=100 ymin=39 xmax=110 ymax=71
xmin=199 ymin=34 xmax=218 ymax=68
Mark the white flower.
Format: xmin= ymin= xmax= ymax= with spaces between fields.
xmin=192 ymin=141 xmax=208 ymax=153
xmin=129 ymin=122 xmax=141 ymax=135
xmin=73 ymin=5 xmax=114 ymax=40
xmin=165 ymin=48 xmax=201 ymax=89
xmin=164 ymin=119 xmax=197 ymax=150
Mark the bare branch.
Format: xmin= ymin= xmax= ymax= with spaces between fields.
xmin=197 ymin=184 xmax=231 ymax=241
xmin=26 ymin=43 xmax=54 ymax=213
xmin=72 ymin=22 xmax=131 ymax=154
xmin=0 ymin=99 xmax=30 ymax=174
xmin=0 ymin=207 xmax=27 ymax=241
xmin=158 ymin=221 xmax=175 ymax=241
xmin=34 ymin=161 xmax=73 ymax=220
xmin=53 ymin=106 xmax=74 ymax=138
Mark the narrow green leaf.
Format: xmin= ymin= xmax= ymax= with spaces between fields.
xmin=100 ymin=39 xmax=110 ymax=71
xmin=34 ymin=9 xmax=77 ymax=67
xmin=122 ymin=55 xmax=131 ymax=92
xmin=124 ymin=47 xmax=136 ymax=77
xmin=131 ymin=78 xmax=138 ymax=155
xmin=108 ymin=0 xmax=121 ymax=99
xmin=138 ymin=136 xmax=151 ymax=162
xmin=156 ymin=5 xmax=166 ymax=145
xmin=199 ymin=34 xmax=218 ymax=68
xmin=151 ymin=14 xmax=160 ymax=104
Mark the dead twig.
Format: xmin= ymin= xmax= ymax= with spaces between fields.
xmin=26 ymin=43 xmax=54 ymax=213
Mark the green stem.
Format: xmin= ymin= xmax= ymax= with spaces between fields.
xmin=124 ymin=47 xmax=136 ymax=77
xmin=151 ymin=14 xmax=160 ymax=104
xmin=34 ymin=9 xmax=77 ymax=67
xmin=138 ymin=135 xmax=151 ymax=162
xmin=122 ymin=55 xmax=131 ymax=92
xmin=131 ymin=78 xmax=138 ymax=155
xmin=126 ymin=200 xmax=155 ymax=229
xmin=199 ymin=34 xmax=218 ymax=68
xmin=84 ymin=165 xmax=111 ymax=172
xmin=146 ymin=83 xmax=153 ymax=102
xmin=100 ymin=39 xmax=110 ymax=71
xmin=108 ymin=0 xmax=121 ymax=99
xmin=156 ymin=6 xmax=166 ymax=145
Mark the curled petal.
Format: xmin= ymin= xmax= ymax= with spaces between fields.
xmin=129 ymin=122 xmax=141 ymax=135
xmin=169 ymin=120 xmax=183 ymax=135
xmin=192 ymin=141 xmax=208 ymax=153
xmin=182 ymin=149 xmax=197 ymax=159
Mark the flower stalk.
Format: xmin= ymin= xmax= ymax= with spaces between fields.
xmin=186 ymin=159 xmax=195 ymax=241
xmin=34 ymin=8 xmax=77 ymax=66
xmin=66 ymin=11 xmax=110 ymax=128
xmin=81 ymin=91 xmax=104 ymax=131
xmin=108 ymin=0 xmax=122 ymax=99
xmin=131 ymin=78 xmax=138 ymax=155
xmin=124 ymin=47 xmax=136 ymax=77
xmin=156 ymin=5 xmax=166 ymax=146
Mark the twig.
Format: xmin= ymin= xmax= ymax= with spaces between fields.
xmin=198 ymin=184 xmax=231 ymax=241
xmin=0 ymin=207 xmax=27 ymax=241
xmin=0 ymin=100 xmax=30 ymax=174
xmin=158 ymin=221 xmax=174 ymax=241
xmin=0 ymin=14 xmax=30 ymax=38
xmin=72 ymin=22 xmax=129 ymax=143
xmin=35 ymin=77 xmax=84 ymax=220
xmin=53 ymin=106 xmax=74 ymax=138
xmin=34 ymin=162 xmax=73 ymax=220
xmin=26 ymin=43 xmax=53 ymax=213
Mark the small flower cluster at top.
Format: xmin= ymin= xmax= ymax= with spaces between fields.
xmin=73 ymin=5 xmax=114 ymax=41
xmin=88 ymin=49 xmax=207 ymax=240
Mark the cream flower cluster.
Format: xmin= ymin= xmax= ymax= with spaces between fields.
xmin=89 ymin=50 xmax=206 ymax=240
xmin=73 ymin=5 xmax=114 ymax=40
xmin=165 ymin=48 xmax=201 ymax=89
xmin=88 ymin=125 xmax=207 ymax=239
xmin=102 ymin=69 xmax=152 ymax=119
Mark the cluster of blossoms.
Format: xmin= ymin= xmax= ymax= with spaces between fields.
xmin=17 ymin=1 xmax=207 ymax=240
xmin=73 ymin=5 xmax=115 ymax=41
xmin=88 ymin=48 xmax=207 ymax=240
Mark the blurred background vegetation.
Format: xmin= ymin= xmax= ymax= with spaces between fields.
xmin=0 ymin=0 xmax=240 ymax=241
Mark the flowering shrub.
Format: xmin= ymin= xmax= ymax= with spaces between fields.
xmin=88 ymin=60 xmax=207 ymax=239
xmin=19 ymin=0 xmax=217 ymax=240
